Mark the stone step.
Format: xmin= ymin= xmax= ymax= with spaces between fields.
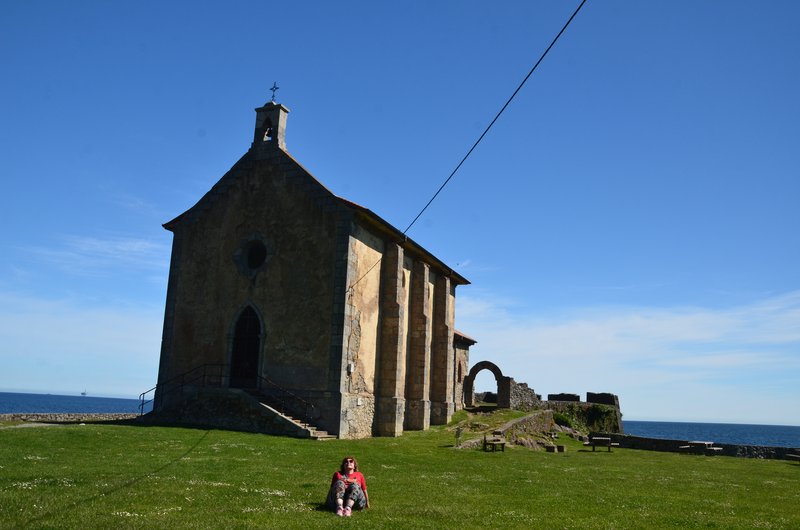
xmin=310 ymin=431 xmax=337 ymax=440
xmin=245 ymin=391 xmax=337 ymax=439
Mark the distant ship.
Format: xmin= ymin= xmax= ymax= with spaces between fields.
xmin=81 ymin=390 xmax=87 ymax=396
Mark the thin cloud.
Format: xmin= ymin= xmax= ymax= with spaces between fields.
xmin=457 ymin=290 xmax=800 ymax=424
xmin=25 ymin=234 xmax=169 ymax=277
xmin=109 ymin=192 xmax=162 ymax=218
xmin=654 ymin=351 xmax=790 ymax=369
xmin=0 ymin=291 xmax=162 ymax=397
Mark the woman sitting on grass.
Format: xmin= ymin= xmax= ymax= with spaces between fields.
xmin=327 ymin=455 xmax=369 ymax=516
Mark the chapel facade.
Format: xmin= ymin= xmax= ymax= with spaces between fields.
xmin=153 ymin=100 xmax=472 ymax=438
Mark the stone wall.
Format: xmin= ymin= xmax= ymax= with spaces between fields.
xmin=598 ymin=432 xmax=800 ymax=460
xmin=453 ymin=343 xmax=469 ymax=411
xmin=497 ymin=410 xmax=555 ymax=444
xmin=508 ymin=380 xmax=541 ymax=411
xmin=543 ymin=400 xmax=623 ymax=433
xmin=0 ymin=413 xmax=137 ymax=423
xmin=547 ymin=393 xmax=580 ymax=402
xmin=587 ymin=392 xmax=620 ymax=407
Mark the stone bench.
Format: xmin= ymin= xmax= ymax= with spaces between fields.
xmin=679 ymin=445 xmax=722 ymax=455
xmin=483 ymin=433 xmax=506 ymax=452
xmin=584 ymin=437 xmax=618 ymax=452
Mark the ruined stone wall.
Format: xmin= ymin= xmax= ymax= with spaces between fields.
xmin=543 ymin=400 xmax=623 ymax=433
xmin=508 ymin=380 xmax=541 ymax=411
xmin=547 ymin=393 xmax=580 ymax=402
xmin=587 ymin=392 xmax=620 ymax=408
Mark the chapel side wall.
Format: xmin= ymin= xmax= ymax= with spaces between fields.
xmin=374 ymin=244 xmax=409 ymax=437
xmin=337 ymin=224 xmax=384 ymax=438
xmin=164 ymin=158 xmax=338 ymax=394
xmin=453 ymin=343 xmax=469 ymax=411
xmin=430 ymin=275 xmax=455 ymax=425
xmin=448 ymin=287 xmax=462 ymax=410
xmin=401 ymin=257 xmax=413 ymax=385
xmin=404 ymin=261 xmax=434 ymax=430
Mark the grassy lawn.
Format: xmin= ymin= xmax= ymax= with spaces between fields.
xmin=1 ymin=413 xmax=798 ymax=529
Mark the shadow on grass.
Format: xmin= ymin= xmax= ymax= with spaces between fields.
xmin=19 ymin=429 xmax=212 ymax=529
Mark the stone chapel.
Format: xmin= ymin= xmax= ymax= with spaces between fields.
xmin=152 ymin=100 xmax=474 ymax=439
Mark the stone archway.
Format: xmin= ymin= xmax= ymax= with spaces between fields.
xmin=463 ymin=361 xmax=512 ymax=408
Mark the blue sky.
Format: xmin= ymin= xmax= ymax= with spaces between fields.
xmin=1 ymin=1 xmax=798 ymax=425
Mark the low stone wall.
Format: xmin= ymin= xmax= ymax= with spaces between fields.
xmin=0 ymin=413 xmax=138 ymax=423
xmin=497 ymin=410 xmax=554 ymax=443
xmin=597 ymin=432 xmax=800 ymax=460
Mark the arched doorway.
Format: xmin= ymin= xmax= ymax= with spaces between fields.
xmin=463 ymin=361 xmax=512 ymax=408
xmin=230 ymin=306 xmax=261 ymax=388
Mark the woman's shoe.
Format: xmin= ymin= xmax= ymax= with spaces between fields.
xmin=335 ymin=506 xmax=344 ymax=516
xmin=343 ymin=506 xmax=352 ymax=517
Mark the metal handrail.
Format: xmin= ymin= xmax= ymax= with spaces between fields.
xmin=253 ymin=373 xmax=317 ymax=424
xmin=139 ymin=363 xmax=227 ymax=415
xmin=138 ymin=364 xmax=319 ymax=426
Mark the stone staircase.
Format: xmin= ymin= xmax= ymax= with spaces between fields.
xmin=243 ymin=389 xmax=336 ymax=440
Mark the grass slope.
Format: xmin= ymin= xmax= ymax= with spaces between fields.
xmin=0 ymin=414 xmax=798 ymax=529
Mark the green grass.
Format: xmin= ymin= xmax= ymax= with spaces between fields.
xmin=1 ymin=415 xmax=798 ymax=529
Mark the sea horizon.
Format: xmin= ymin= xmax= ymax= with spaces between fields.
xmin=2 ymin=391 xmax=798 ymax=447
xmin=0 ymin=389 xmax=144 ymax=400
xmin=623 ymin=419 xmax=800 ymax=448
xmin=0 ymin=391 xmax=150 ymax=415
xmin=4 ymin=390 xmax=797 ymax=428
xmin=625 ymin=418 xmax=800 ymax=428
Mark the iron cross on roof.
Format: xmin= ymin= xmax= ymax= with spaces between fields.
xmin=269 ymin=82 xmax=280 ymax=102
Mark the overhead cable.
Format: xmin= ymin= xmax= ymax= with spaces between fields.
xmin=402 ymin=0 xmax=588 ymax=234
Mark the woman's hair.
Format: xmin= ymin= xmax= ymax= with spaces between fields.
xmin=339 ymin=456 xmax=359 ymax=474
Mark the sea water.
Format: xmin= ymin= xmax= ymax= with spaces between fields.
xmin=2 ymin=392 xmax=797 ymax=447
xmin=624 ymin=420 xmax=800 ymax=448
xmin=0 ymin=392 xmax=150 ymax=414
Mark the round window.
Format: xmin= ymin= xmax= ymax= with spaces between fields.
xmin=246 ymin=240 xmax=268 ymax=269
xmin=234 ymin=235 xmax=272 ymax=278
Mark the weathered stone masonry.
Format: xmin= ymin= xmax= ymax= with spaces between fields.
xmin=376 ymin=244 xmax=407 ymax=436
xmin=152 ymin=100 xmax=472 ymax=439
xmin=405 ymin=261 xmax=432 ymax=431
xmin=430 ymin=275 xmax=455 ymax=425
